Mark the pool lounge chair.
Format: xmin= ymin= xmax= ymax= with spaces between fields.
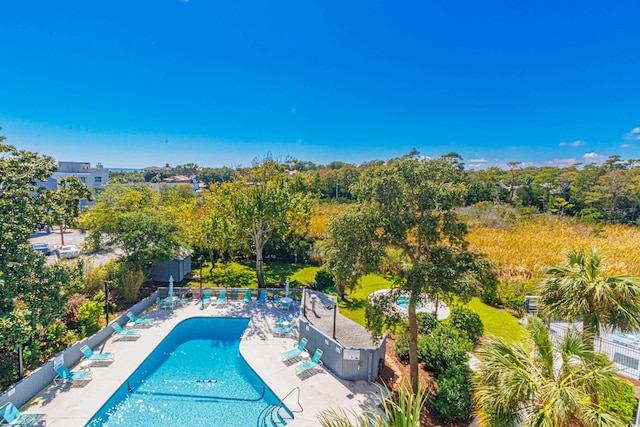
xmin=214 ymin=290 xmax=227 ymax=307
xmin=243 ymin=290 xmax=252 ymax=306
xmin=110 ymin=322 xmax=141 ymax=341
xmin=53 ymin=354 xmax=92 ymax=386
xmin=80 ymin=345 xmax=114 ymax=366
xmin=274 ymin=322 xmax=296 ymax=337
xmin=257 ymin=289 xmax=267 ymax=305
xmin=127 ymin=312 xmax=153 ymax=328
xmin=202 ymin=290 xmax=212 ymax=307
xmin=295 ymin=349 xmax=323 ymax=377
xmin=157 ymin=297 xmax=173 ymax=310
xmin=282 ymin=338 xmax=307 ymax=364
xmin=0 ymin=402 xmax=46 ymax=426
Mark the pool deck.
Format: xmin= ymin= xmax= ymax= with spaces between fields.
xmin=23 ymin=299 xmax=383 ymax=426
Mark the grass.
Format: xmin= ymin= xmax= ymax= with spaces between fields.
xmin=463 ymin=298 xmax=526 ymax=344
xmin=339 ymin=274 xmax=396 ymax=325
xmin=184 ymin=260 xmax=319 ymax=288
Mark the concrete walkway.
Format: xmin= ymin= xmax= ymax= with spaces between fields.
xmin=23 ymin=298 xmax=383 ymax=426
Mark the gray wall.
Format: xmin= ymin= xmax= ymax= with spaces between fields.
xmin=298 ymin=319 xmax=386 ymax=382
xmin=152 ymin=256 xmax=191 ymax=282
xmin=0 ymin=292 xmax=158 ymax=410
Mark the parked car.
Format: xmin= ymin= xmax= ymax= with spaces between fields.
xmin=58 ymin=245 xmax=80 ymax=259
xmin=31 ymin=243 xmax=53 ymax=255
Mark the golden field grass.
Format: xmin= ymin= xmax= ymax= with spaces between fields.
xmin=467 ymin=215 xmax=640 ymax=282
xmin=310 ymin=203 xmax=347 ymax=239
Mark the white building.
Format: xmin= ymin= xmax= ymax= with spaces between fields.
xmin=43 ymin=161 xmax=109 ymax=208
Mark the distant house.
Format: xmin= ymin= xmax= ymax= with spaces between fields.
xmin=152 ymin=250 xmax=192 ymax=282
xmin=43 ymin=161 xmax=109 ymax=208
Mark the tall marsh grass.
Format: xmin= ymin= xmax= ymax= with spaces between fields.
xmin=467 ymin=215 xmax=640 ymax=282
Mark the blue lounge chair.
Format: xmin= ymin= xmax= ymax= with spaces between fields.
xmin=274 ymin=322 xmax=296 ymax=336
xmin=276 ymin=314 xmax=294 ymax=325
xmin=214 ymin=290 xmax=227 ymax=307
xmin=257 ymin=289 xmax=267 ymax=305
xmin=295 ymin=349 xmax=323 ymax=377
xmin=53 ymin=354 xmax=92 ymax=386
xmin=80 ymin=345 xmax=114 ymax=366
xmin=282 ymin=338 xmax=307 ymax=363
xmin=110 ymin=322 xmax=141 ymax=341
xmin=243 ymin=290 xmax=252 ymax=306
xmin=0 ymin=402 xmax=46 ymax=426
xmin=127 ymin=311 xmax=153 ymax=328
xmin=202 ymin=290 xmax=212 ymax=307
xmin=157 ymin=297 xmax=173 ymax=310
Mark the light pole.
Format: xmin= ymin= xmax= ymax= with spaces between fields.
xmin=104 ymin=280 xmax=113 ymax=325
xmin=199 ymin=257 xmax=204 ymax=310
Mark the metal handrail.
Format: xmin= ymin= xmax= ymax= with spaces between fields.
xmin=277 ymin=386 xmax=303 ymax=414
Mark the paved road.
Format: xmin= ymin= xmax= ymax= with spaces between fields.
xmin=29 ymin=229 xmax=117 ymax=266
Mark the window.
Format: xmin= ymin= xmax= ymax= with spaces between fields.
xmin=94 ymin=176 xmax=102 ymax=184
xmin=80 ymin=177 xmax=86 ymax=184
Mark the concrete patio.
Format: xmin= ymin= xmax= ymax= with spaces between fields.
xmin=22 ymin=298 xmax=384 ymax=426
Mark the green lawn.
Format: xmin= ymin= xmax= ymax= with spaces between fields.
xmin=185 ymin=260 xmax=318 ymax=288
xmin=462 ymin=297 xmax=527 ymax=344
xmin=339 ymin=274 xmax=395 ymax=325
xmin=338 ymin=274 xmax=525 ymax=344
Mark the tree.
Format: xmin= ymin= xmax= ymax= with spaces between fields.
xmin=324 ymin=153 xmax=485 ymax=392
xmin=45 ymin=176 xmax=93 ymax=246
xmin=79 ymin=186 xmax=183 ymax=271
xmin=473 ymin=315 xmax=631 ymax=427
xmin=0 ymin=140 xmax=83 ymax=386
xmin=538 ymin=247 xmax=640 ymax=344
xmin=224 ymin=161 xmax=312 ymax=287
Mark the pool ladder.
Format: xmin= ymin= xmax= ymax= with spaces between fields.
xmin=256 ymin=387 xmax=301 ymax=427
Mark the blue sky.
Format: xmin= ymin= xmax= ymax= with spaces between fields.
xmin=2 ymin=0 xmax=639 ymax=170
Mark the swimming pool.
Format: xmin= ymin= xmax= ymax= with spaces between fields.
xmin=87 ymin=317 xmax=292 ymax=426
xmin=395 ymin=296 xmax=423 ymax=310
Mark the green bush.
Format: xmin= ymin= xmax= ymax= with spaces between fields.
xmin=428 ymin=366 xmax=473 ymax=423
xmin=394 ymin=337 xmax=410 ymax=363
xmin=418 ymin=324 xmax=472 ymax=376
xmin=601 ymin=378 xmax=637 ymax=424
xmin=76 ymin=296 xmax=105 ymax=337
xmin=449 ymin=307 xmax=484 ymax=342
xmin=312 ymin=269 xmax=335 ymax=291
xmin=416 ymin=312 xmax=438 ymax=335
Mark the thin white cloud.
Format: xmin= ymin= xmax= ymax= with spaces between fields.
xmin=559 ymin=140 xmax=586 ymax=147
xmin=621 ymin=143 xmax=633 ymax=148
xmin=545 ymin=158 xmax=580 ymax=167
xmin=583 ymin=152 xmax=608 ymax=164
xmin=468 ymin=158 xmax=488 ymax=163
xmin=623 ymin=127 xmax=640 ymax=141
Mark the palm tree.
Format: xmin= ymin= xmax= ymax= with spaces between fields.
xmin=538 ymin=247 xmax=640 ymax=342
xmin=317 ymin=385 xmax=426 ymax=427
xmin=473 ymin=316 xmax=630 ymax=427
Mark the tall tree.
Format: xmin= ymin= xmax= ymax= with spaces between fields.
xmin=538 ymin=247 xmax=640 ymax=343
xmin=324 ymin=153 xmax=485 ymax=392
xmin=0 ymin=140 xmax=82 ymax=386
xmin=45 ymin=176 xmax=93 ymax=246
xmin=473 ymin=315 xmax=630 ymax=427
xmin=79 ymin=186 xmax=183 ymax=271
xmin=224 ymin=161 xmax=312 ymax=287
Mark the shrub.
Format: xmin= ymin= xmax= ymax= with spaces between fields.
xmin=449 ymin=308 xmax=484 ymax=342
xmin=416 ymin=312 xmax=438 ymax=335
xmin=76 ymin=296 xmax=105 ymax=337
xmin=418 ymin=324 xmax=472 ymax=376
xmin=601 ymin=378 xmax=637 ymax=424
xmin=394 ymin=337 xmax=410 ymax=363
xmin=312 ymin=269 xmax=335 ymax=291
xmin=428 ymin=365 xmax=473 ymax=423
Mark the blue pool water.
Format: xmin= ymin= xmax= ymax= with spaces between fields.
xmin=87 ymin=317 xmax=291 ymax=426
xmin=395 ymin=296 xmax=423 ymax=310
